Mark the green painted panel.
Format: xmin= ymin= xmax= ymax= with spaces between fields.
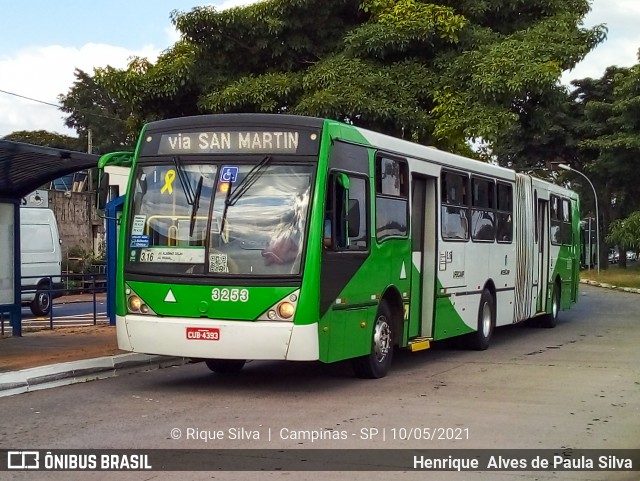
xmin=127 ymin=281 xmax=297 ymax=321
xmin=320 ymin=306 xmax=375 ymax=363
xmin=433 ymin=292 xmax=474 ymax=341
xmin=550 ymin=243 xmax=580 ymax=312
xmin=318 ymin=238 xmax=411 ymax=362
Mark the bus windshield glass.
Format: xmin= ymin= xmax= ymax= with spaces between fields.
xmin=127 ymin=162 xmax=314 ymax=276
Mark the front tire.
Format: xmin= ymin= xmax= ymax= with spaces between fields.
xmin=30 ymin=284 xmax=52 ymax=316
xmin=465 ymin=289 xmax=494 ymax=350
xmin=205 ymin=359 xmax=246 ymax=374
xmin=352 ymin=302 xmax=394 ymax=379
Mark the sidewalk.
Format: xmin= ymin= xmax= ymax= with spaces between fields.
xmin=0 ymin=325 xmax=122 ymax=372
xmin=0 ymin=294 xmax=186 ymax=397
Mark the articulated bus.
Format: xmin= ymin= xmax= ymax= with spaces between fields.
xmin=98 ymin=114 xmax=580 ymax=378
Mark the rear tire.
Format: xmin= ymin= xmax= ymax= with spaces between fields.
xmin=205 ymin=359 xmax=246 ymax=374
xmin=352 ymin=302 xmax=394 ymax=379
xmin=540 ymin=283 xmax=560 ymax=328
xmin=465 ymin=289 xmax=494 ymax=350
xmin=30 ymin=284 xmax=52 ymax=316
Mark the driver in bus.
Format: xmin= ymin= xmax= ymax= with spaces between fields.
xmin=262 ymin=189 xmax=308 ymax=265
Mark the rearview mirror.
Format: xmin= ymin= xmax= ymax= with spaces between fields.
xmin=97 ymin=172 xmax=110 ymax=210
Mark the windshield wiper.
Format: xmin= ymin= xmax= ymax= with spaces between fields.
xmin=189 ymin=175 xmax=204 ymax=237
xmin=172 ymin=155 xmax=203 ymax=237
xmin=173 ymin=156 xmax=195 ymax=206
xmin=227 ymin=155 xmax=272 ymax=206
xmin=219 ymin=156 xmax=272 ymax=233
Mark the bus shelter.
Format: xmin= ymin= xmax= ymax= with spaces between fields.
xmin=0 ymin=140 xmax=99 ymax=335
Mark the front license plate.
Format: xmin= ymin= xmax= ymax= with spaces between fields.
xmin=186 ymin=327 xmax=220 ymax=341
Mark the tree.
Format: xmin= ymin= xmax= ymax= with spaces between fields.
xmin=58 ymin=69 xmax=138 ymax=154
xmin=491 ymin=59 xmax=640 ymax=269
xmin=580 ymin=61 xmax=640 ymax=216
xmin=59 ymin=0 xmax=604 ymax=154
xmin=606 ymin=211 xmax=640 ymax=267
xmin=1 ymin=130 xmax=84 ymax=150
xmin=574 ymin=64 xmax=640 ymax=268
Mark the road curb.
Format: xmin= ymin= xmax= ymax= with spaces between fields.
xmin=0 ymin=353 xmax=188 ymax=398
xmin=580 ymin=278 xmax=640 ymax=294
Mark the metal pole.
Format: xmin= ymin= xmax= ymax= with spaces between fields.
xmin=88 ymin=129 xmax=93 ymax=193
xmin=557 ymin=164 xmax=600 ymax=275
xmin=588 ymin=217 xmax=592 ymax=271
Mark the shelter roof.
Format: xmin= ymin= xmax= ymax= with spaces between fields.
xmin=0 ymin=140 xmax=99 ymax=199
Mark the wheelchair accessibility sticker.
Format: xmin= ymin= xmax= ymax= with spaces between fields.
xmin=220 ymin=166 xmax=239 ymax=182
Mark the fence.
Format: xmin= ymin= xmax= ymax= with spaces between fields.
xmin=0 ymin=272 xmax=107 ymax=336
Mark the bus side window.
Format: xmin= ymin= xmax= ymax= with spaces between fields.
xmin=471 ymin=176 xmax=495 ymax=242
xmin=375 ymin=156 xmax=408 ymax=241
xmin=441 ymin=171 xmax=469 ymax=241
xmin=324 ymin=173 xmax=368 ymax=251
xmin=550 ymin=195 xmax=562 ymax=245
xmin=496 ymin=182 xmax=513 ymax=243
xmin=561 ymin=198 xmax=572 ymax=245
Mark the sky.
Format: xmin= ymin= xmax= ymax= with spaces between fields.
xmin=0 ymin=0 xmax=639 ymax=139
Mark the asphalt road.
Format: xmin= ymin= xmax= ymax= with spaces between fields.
xmin=1 ymin=284 xmax=638 ymax=481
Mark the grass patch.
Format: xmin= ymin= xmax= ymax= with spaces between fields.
xmin=581 ymin=262 xmax=640 ymax=289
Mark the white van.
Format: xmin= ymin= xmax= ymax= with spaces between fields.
xmin=20 ymin=207 xmax=63 ymax=316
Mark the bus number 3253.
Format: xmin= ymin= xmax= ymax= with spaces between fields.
xmin=211 ymin=288 xmax=249 ymax=302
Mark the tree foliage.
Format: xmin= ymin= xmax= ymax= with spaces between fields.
xmin=578 ymin=62 xmax=640 ymax=217
xmin=606 ymin=211 xmax=640 ymax=252
xmin=490 ymin=54 xmax=640 ymax=269
xmin=58 ymin=69 xmax=139 ymax=153
xmin=59 ymin=0 xmax=604 ymax=154
xmin=1 ymin=130 xmax=84 ymax=151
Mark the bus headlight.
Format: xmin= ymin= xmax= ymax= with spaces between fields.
xmin=277 ymin=302 xmax=295 ymax=319
xmin=126 ymin=285 xmax=156 ymax=315
xmin=129 ymin=296 xmax=143 ymax=312
xmin=258 ymin=289 xmax=300 ymax=322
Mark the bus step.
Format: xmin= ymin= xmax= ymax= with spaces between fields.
xmin=408 ymin=338 xmax=431 ymax=352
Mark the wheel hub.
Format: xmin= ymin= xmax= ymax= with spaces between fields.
xmin=373 ymin=318 xmax=391 ymax=363
xmin=482 ymin=302 xmax=492 ymax=337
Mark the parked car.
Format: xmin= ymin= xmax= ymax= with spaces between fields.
xmin=627 ymin=251 xmax=638 ymax=261
xmin=608 ymin=249 xmax=619 ymax=264
xmin=20 ymin=207 xmax=63 ymax=316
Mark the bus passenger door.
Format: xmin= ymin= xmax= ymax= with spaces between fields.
xmin=408 ymin=175 xmax=437 ymax=339
xmin=537 ymin=199 xmax=549 ymax=313
xmin=318 ymin=141 xmax=372 ymax=363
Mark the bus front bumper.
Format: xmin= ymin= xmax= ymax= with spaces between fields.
xmin=117 ymin=314 xmax=319 ymax=361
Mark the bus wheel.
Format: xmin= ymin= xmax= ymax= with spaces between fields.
xmin=352 ymin=302 xmax=394 ymax=379
xmin=540 ymin=283 xmax=560 ymax=328
xmin=30 ymin=284 xmax=52 ymax=316
xmin=466 ymin=289 xmax=494 ymax=350
xmin=205 ymin=359 xmax=246 ymax=374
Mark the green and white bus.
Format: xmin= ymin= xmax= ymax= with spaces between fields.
xmin=99 ymin=114 xmax=580 ymax=378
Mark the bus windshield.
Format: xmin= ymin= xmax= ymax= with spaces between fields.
xmin=127 ymin=161 xmax=314 ymax=276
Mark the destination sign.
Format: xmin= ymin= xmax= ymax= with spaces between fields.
xmin=153 ymin=130 xmax=315 ymax=155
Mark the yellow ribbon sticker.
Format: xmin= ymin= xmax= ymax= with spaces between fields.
xmin=161 ymin=170 xmax=176 ymax=194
